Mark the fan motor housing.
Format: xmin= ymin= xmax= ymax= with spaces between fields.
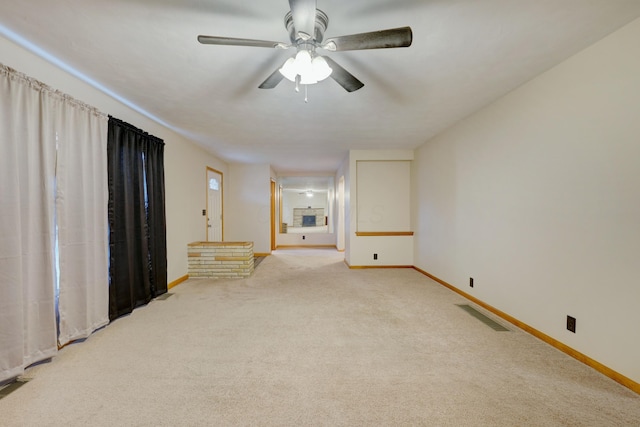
xmin=285 ymin=9 xmax=329 ymax=44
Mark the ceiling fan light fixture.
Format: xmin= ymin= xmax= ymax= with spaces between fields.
xmin=311 ymin=55 xmax=332 ymax=81
xmin=279 ymin=57 xmax=298 ymax=82
xmin=294 ymin=50 xmax=313 ymax=75
xmin=279 ymin=49 xmax=331 ymax=85
xmin=300 ymin=74 xmax=318 ymax=85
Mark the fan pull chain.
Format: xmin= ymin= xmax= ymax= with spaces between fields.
xmin=304 ymin=84 xmax=308 ymax=103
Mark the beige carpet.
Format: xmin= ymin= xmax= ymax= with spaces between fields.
xmin=1 ymin=248 xmax=639 ymax=426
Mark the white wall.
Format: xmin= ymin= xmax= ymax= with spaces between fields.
xmin=225 ymin=163 xmax=272 ymax=254
xmin=0 ymin=34 xmax=228 ymax=284
xmin=166 ymin=145 xmax=227 ymax=282
xmin=348 ymin=150 xmax=414 ymax=267
xmin=413 ymin=17 xmax=640 ymax=384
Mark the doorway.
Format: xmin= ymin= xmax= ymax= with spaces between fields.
xmin=206 ymin=167 xmax=223 ymax=241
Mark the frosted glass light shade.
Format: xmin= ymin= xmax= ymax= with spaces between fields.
xmin=300 ymin=74 xmax=318 ymax=85
xmin=294 ymin=50 xmax=313 ymax=76
xmin=279 ymin=51 xmax=333 ymax=85
xmin=311 ymin=56 xmax=332 ymax=82
xmin=279 ymin=57 xmax=297 ymax=82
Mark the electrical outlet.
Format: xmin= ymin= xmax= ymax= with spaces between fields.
xmin=373 ymin=253 xmax=378 ymax=260
xmin=567 ymin=315 xmax=576 ymax=333
xmin=302 ymin=235 xmax=305 ymax=240
xmin=470 ymin=277 xmax=474 ymax=288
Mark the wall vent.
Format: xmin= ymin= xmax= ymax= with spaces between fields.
xmin=456 ymin=304 xmax=510 ymax=331
xmin=155 ymin=292 xmax=174 ymax=301
xmin=0 ymin=378 xmax=29 ymax=400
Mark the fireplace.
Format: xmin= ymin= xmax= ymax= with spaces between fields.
xmin=302 ymin=215 xmax=316 ymax=227
xmin=292 ymin=208 xmax=324 ymax=227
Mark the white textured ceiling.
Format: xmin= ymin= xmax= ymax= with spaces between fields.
xmin=2 ymin=0 xmax=640 ymax=173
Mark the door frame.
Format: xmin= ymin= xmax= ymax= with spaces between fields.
xmin=206 ymin=167 xmax=224 ymax=241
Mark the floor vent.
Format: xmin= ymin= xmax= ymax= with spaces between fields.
xmin=156 ymin=292 xmax=173 ymax=301
xmin=456 ymin=304 xmax=510 ymax=331
xmin=0 ymin=378 xmax=29 ymax=400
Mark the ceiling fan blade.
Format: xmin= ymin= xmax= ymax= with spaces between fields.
xmin=323 ymin=27 xmax=413 ymax=51
xmin=288 ymin=0 xmax=317 ymax=39
xmin=258 ymin=68 xmax=285 ymax=89
xmin=324 ymin=57 xmax=364 ymax=92
xmin=198 ymin=35 xmax=283 ymax=48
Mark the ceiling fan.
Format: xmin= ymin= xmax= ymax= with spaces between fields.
xmin=197 ymin=0 xmax=412 ymax=98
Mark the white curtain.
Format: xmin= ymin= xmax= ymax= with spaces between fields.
xmin=55 ymin=88 xmax=109 ymax=346
xmin=0 ymin=63 xmax=109 ymax=383
xmin=0 ymin=64 xmax=58 ymax=382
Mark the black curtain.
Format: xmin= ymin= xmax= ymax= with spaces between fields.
xmin=107 ymin=117 xmax=167 ymax=320
xmin=144 ymin=132 xmax=168 ymax=299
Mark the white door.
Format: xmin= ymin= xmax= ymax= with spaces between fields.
xmin=207 ymin=168 xmax=223 ymax=241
